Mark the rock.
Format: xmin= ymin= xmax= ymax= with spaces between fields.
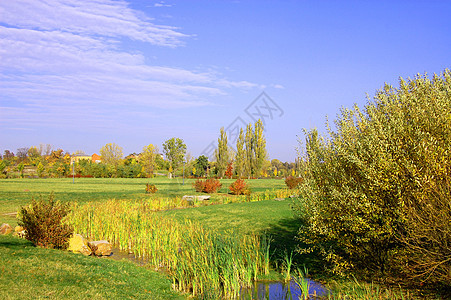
xmin=79 ymin=245 xmax=92 ymax=256
xmin=274 ymin=198 xmax=285 ymax=201
xmin=15 ymin=226 xmax=24 ymax=232
xmin=182 ymin=195 xmax=211 ymax=201
xmin=12 ymin=227 xmax=26 ymax=238
xmin=0 ymin=223 xmax=12 ymax=235
xmin=68 ymin=234 xmax=92 ymax=256
xmin=88 ymin=240 xmax=112 ymax=256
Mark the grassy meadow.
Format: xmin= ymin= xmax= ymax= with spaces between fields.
xmin=1 ymin=177 xmax=300 ymax=299
xmin=0 ymin=177 xmax=286 ymax=226
xmin=0 ymin=177 xmax=425 ymax=299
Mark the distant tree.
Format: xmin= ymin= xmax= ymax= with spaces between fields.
xmin=162 ymin=138 xmax=187 ymax=177
xmin=254 ymin=119 xmax=267 ymax=176
xmin=17 ymin=162 xmax=25 ymax=178
xmin=72 ymin=150 xmax=86 ymax=156
xmin=37 ymin=162 xmax=45 ymax=177
xmin=225 ymin=161 xmax=234 ymax=179
xmin=215 ymin=127 xmax=230 ymax=178
xmin=47 ymin=149 xmax=64 ymax=163
xmin=234 ymin=128 xmax=245 ymax=178
xmin=27 ymin=146 xmax=41 ymax=166
xmin=17 ymin=147 xmax=29 ymax=163
xmin=194 ymin=155 xmax=209 ymax=177
xmin=139 ymin=144 xmax=158 ymax=177
xmin=0 ymin=160 xmax=7 ymax=175
xmin=38 ymin=144 xmax=53 ymax=156
xmin=100 ymin=143 xmax=123 ymax=167
xmin=3 ymin=150 xmax=14 ymax=160
xmin=184 ymin=152 xmax=195 ymax=177
xmin=241 ymin=119 xmax=268 ymax=178
xmin=244 ymin=123 xmax=255 ymax=177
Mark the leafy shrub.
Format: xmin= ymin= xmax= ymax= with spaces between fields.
xmin=18 ymin=193 xmax=73 ymax=249
xmin=284 ymin=176 xmax=303 ymax=189
xmin=145 ymin=183 xmax=158 ymax=194
xmin=229 ymin=179 xmax=250 ymax=195
xmin=193 ymin=178 xmax=222 ymax=193
xmin=295 ymin=70 xmax=451 ymax=287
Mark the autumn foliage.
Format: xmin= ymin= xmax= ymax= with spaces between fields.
xmin=229 ymin=179 xmax=250 ymax=195
xmin=145 ymin=183 xmax=158 ymax=194
xmin=193 ymin=178 xmax=222 ymax=193
xmin=284 ymin=176 xmax=303 ymax=189
xmin=18 ymin=193 xmax=73 ymax=249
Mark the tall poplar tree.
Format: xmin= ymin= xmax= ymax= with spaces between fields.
xmin=234 ymin=128 xmax=245 ymax=178
xmin=244 ymin=123 xmax=255 ymax=178
xmin=253 ymin=119 xmax=267 ymax=176
xmin=215 ymin=127 xmax=229 ymax=178
xmin=240 ymin=119 xmax=267 ymax=178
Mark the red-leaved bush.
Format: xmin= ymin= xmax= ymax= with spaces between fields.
xmin=229 ymin=179 xmax=250 ymax=195
xmin=193 ymin=178 xmax=222 ymax=193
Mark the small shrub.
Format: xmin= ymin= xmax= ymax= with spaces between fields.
xmin=18 ymin=193 xmax=73 ymax=249
xmin=284 ymin=176 xmax=303 ymax=189
xmin=145 ymin=183 xmax=158 ymax=194
xmin=193 ymin=178 xmax=222 ymax=193
xmin=229 ymin=179 xmax=250 ymax=195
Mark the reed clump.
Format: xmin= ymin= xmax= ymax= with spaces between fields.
xmin=67 ymin=199 xmax=270 ymax=298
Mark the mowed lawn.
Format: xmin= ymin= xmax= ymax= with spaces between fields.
xmin=0 ymin=177 xmax=287 ymax=226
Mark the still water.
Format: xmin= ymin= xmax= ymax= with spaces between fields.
xmin=240 ymin=279 xmax=329 ymax=300
xmin=109 ymin=248 xmax=329 ymax=299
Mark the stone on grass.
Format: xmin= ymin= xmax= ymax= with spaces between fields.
xmin=12 ymin=226 xmax=26 ymax=238
xmin=182 ymin=195 xmax=211 ymax=201
xmin=68 ymin=234 xmax=92 ymax=256
xmin=14 ymin=226 xmax=24 ymax=232
xmin=88 ymin=240 xmax=112 ymax=256
xmin=0 ymin=223 xmax=12 ymax=235
xmin=274 ymin=198 xmax=285 ymax=201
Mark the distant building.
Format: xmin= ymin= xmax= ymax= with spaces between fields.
xmin=70 ymin=153 xmax=102 ymax=164
xmin=91 ymin=153 xmax=101 ymax=163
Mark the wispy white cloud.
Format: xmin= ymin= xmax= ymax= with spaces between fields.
xmin=0 ymin=0 xmax=261 ymax=134
xmin=154 ymin=1 xmax=173 ymax=8
xmin=0 ymin=0 xmax=186 ymax=46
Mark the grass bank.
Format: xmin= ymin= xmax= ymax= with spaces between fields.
xmin=0 ymin=234 xmax=184 ymax=300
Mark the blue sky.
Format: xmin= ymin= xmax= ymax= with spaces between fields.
xmin=1 ymin=0 xmax=450 ymax=162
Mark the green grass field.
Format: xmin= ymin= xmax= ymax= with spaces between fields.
xmin=0 ymin=234 xmax=185 ymax=300
xmin=0 ymin=177 xmax=298 ymax=299
xmin=0 ymin=177 xmax=286 ymax=226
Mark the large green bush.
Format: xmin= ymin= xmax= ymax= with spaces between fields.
xmin=295 ymin=70 xmax=451 ymax=287
xmin=18 ymin=193 xmax=73 ymax=249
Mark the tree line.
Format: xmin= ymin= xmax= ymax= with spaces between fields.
xmin=0 ymin=120 xmax=298 ymax=179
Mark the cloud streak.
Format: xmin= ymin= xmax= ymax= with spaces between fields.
xmin=0 ymin=0 xmax=260 ymax=134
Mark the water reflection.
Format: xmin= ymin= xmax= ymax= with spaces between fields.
xmin=109 ymin=248 xmax=329 ymax=299
xmin=240 ymin=279 xmax=328 ymax=300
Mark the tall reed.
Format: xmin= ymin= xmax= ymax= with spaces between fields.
xmin=67 ymin=199 xmax=269 ymax=298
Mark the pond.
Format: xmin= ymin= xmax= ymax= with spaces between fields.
xmin=240 ymin=279 xmax=329 ymax=300
xmin=108 ymin=248 xmax=329 ymax=299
